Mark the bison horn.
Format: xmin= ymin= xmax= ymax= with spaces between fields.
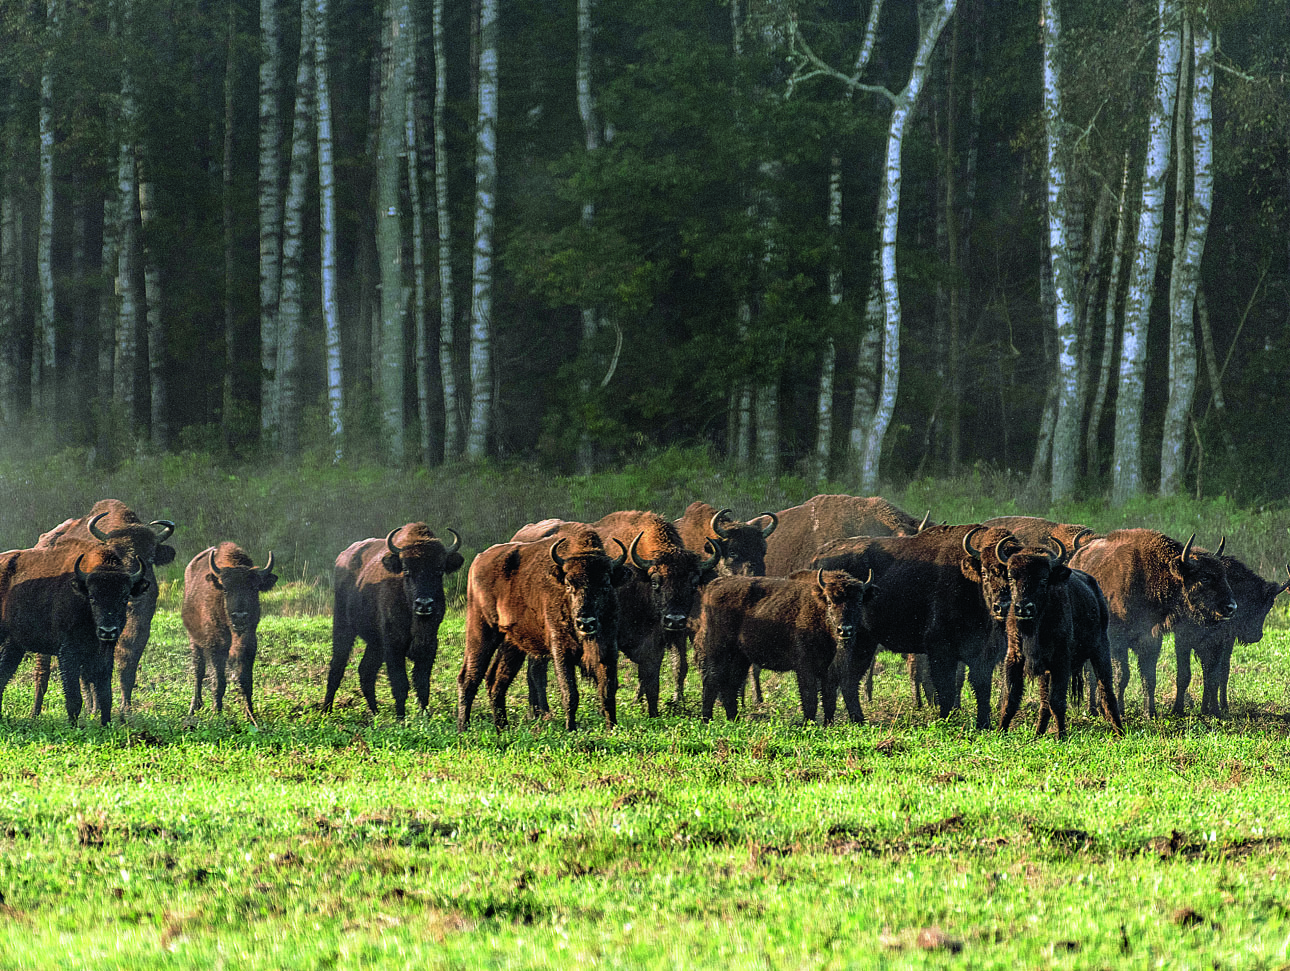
xmin=443 ymin=528 xmax=461 ymax=554
xmin=74 ymin=552 xmax=87 ymax=583
xmin=758 ymin=511 xmax=778 ymax=538
xmin=994 ymin=535 xmax=1022 ymax=565
xmin=962 ymin=525 xmax=986 ymax=560
xmin=150 ymin=520 xmax=176 ymax=543
xmin=1071 ymin=527 xmax=1095 ymax=551
xmin=129 ymin=558 xmax=144 ymax=585
xmin=1180 ymin=533 xmax=1196 ymax=562
xmin=89 ymin=512 xmax=110 ymax=542
xmin=608 ymin=538 xmax=627 ymax=569
xmin=710 ymin=509 xmax=733 ymax=540
xmin=917 ymin=510 xmax=932 ymax=532
xmin=1279 ymin=564 xmax=1290 ymax=595
xmin=258 ymin=551 xmax=275 ymax=575
xmin=1048 ymin=535 xmax=1067 ymax=564
xmin=816 ymin=568 xmax=827 ymax=593
xmin=550 ymin=537 xmax=568 ymax=568
xmin=699 ymin=539 xmax=721 ymax=572
xmin=1215 ymin=535 xmax=1226 ymax=558
xmin=628 ymin=531 xmax=655 ymax=570
xmin=208 ymin=547 xmax=222 ymax=578
xmin=386 ymin=528 xmax=404 ymax=555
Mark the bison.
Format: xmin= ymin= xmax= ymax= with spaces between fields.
xmin=1170 ymin=555 xmax=1289 ymax=716
xmin=1069 ymin=529 xmax=1236 ymax=717
xmin=695 ymin=568 xmax=878 ymax=725
xmin=457 ymin=528 xmax=628 ymax=731
xmin=323 ymin=523 xmax=464 ymax=719
xmin=511 ymin=512 xmax=719 ymax=716
xmin=0 ymin=542 xmax=144 ymax=725
xmin=810 ymin=524 xmax=1016 ymax=728
xmin=983 ymin=515 xmax=1095 ymax=552
xmin=32 ymin=499 xmax=177 ymax=717
xmin=995 ymin=540 xmax=1123 ymax=739
xmin=751 ymin=495 xmax=928 ymax=577
xmin=182 ymin=544 xmax=278 ymax=725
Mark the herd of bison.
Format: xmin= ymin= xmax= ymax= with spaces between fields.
xmin=0 ymin=494 xmax=1284 ymax=740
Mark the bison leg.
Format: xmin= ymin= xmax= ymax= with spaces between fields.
xmin=233 ymin=641 xmax=258 ymax=726
xmin=409 ymin=655 xmax=433 ymax=716
xmin=56 ymin=650 xmax=85 ymax=725
xmin=211 ymin=646 xmax=230 ymax=715
xmin=550 ymin=647 xmax=581 ymax=732
xmin=593 ymin=656 xmax=619 ymax=730
xmin=522 ymin=657 xmax=551 ymax=718
xmin=1132 ymin=637 xmax=1162 ymax=718
xmin=456 ymin=617 xmax=501 ymax=733
xmin=749 ymin=664 xmax=764 ymax=705
xmin=31 ymin=653 xmax=52 ymax=717
xmin=1172 ymin=639 xmax=1193 ymax=716
xmin=966 ymin=663 xmax=995 ymax=730
xmin=322 ymin=622 xmax=357 ymax=713
xmin=0 ymin=641 xmax=26 ymax=719
xmin=998 ymin=653 xmax=1025 ymax=732
xmin=1046 ymin=666 xmax=1071 ymax=740
xmin=634 ymin=634 xmax=664 ymax=719
xmin=1217 ymin=643 xmax=1233 ymax=716
xmin=795 ymin=666 xmax=821 ymax=725
xmin=671 ymin=630 xmax=690 ymax=708
xmin=189 ymin=641 xmax=207 ymax=715
xmin=115 ymin=602 xmax=155 ymax=717
xmin=862 ymin=657 xmax=875 ymax=705
xmin=1086 ymin=645 xmax=1124 ymax=735
xmin=1035 ymin=673 xmax=1053 ymax=738
xmin=356 ymin=642 xmax=384 ymax=716
xmin=385 ymin=648 xmax=412 ymax=721
xmin=485 ymin=648 xmax=524 ymax=730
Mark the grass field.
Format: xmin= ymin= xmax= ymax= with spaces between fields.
xmin=2 ymin=586 xmax=1290 ymax=970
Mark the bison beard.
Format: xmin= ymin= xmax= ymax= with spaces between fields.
xmin=458 ymin=530 xmax=628 ymax=732
xmin=0 ymin=542 xmax=144 ymax=725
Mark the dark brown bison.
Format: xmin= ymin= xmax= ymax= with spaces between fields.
xmin=457 ymin=528 xmax=628 ymax=731
xmin=182 ymin=544 xmax=279 ymax=725
xmin=810 ymin=524 xmax=1016 ymax=728
xmin=695 ymin=569 xmax=878 ymax=725
xmin=511 ymin=512 xmax=719 ymax=716
xmin=983 ymin=516 xmax=1096 ymax=552
xmin=751 ymin=495 xmax=928 ymax=577
xmin=323 ymin=523 xmax=464 ymax=719
xmin=32 ymin=499 xmax=177 ymax=717
xmin=1170 ymin=555 xmax=1289 ymax=716
xmin=0 ymin=542 xmax=144 ymax=725
xmin=1069 ymin=529 xmax=1236 ymax=717
xmin=995 ymin=540 xmax=1123 ymax=739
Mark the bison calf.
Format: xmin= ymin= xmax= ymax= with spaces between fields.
xmin=695 ymin=569 xmax=877 ymax=725
xmin=182 ymin=544 xmax=278 ymax=725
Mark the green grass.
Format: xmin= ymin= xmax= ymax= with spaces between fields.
xmin=3 ymin=591 xmax=1290 ymax=969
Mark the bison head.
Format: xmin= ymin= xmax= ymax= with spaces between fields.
xmin=206 ymin=547 xmax=278 ymax=635
xmin=1172 ymin=534 xmax=1238 ymax=625
xmin=550 ymin=536 xmax=628 ymax=648
xmin=707 ymin=508 xmax=776 ymax=577
xmin=74 ymin=551 xmax=144 ymax=644
xmin=1222 ymin=558 xmax=1290 ymax=645
xmin=813 ymin=568 xmax=878 ymax=646
xmin=88 ymin=512 xmax=178 ymax=587
xmin=961 ymin=526 xmax=1016 ymax=622
xmin=629 ymin=529 xmax=720 ymax=633
xmin=382 ymin=525 xmax=465 ymax=620
xmin=1000 ymin=538 xmax=1072 ymax=635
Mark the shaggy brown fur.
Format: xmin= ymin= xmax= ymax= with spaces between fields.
xmin=752 ymin=495 xmax=926 ymax=577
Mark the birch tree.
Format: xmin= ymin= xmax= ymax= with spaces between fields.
xmin=36 ymin=0 xmax=59 ymax=420
xmin=0 ymin=124 xmax=20 ymax=426
xmin=466 ymin=0 xmax=498 ymax=460
xmin=138 ymin=159 xmax=166 ymax=449
xmin=406 ymin=14 xmax=432 ymax=466
xmin=222 ymin=0 xmax=238 ymax=448
xmin=575 ymin=0 xmax=601 ymax=474
xmin=259 ymin=0 xmax=283 ymax=443
xmin=1159 ymin=12 xmax=1212 ymax=495
xmin=1085 ymin=154 xmax=1130 ymax=475
xmin=316 ymin=0 xmax=342 ymax=456
xmin=115 ymin=0 xmax=142 ymax=424
xmin=433 ymin=0 xmax=459 ymax=460
xmin=1111 ymin=0 xmax=1181 ymax=506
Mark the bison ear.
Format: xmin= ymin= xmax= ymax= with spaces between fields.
xmin=1050 ymin=563 xmax=1072 ymax=585
xmin=960 ymin=556 xmax=984 ymax=584
xmin=258 ymin=572 xmax=280 ymax=592
xmin=206 ymin=572 xmax=223 ymax=590
xmin=152 ymin=545 xmax=177 ymax=567
xmin=381 ymin=551 xmax=403 ymax=575
xmin=445 ymin=551 xmax=466 ymax=575
xmin=131 ymin=576 xmax=151 ymax=598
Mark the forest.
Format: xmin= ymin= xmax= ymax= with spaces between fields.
xmin=0 ymin=0 xmax=1286 ymax=503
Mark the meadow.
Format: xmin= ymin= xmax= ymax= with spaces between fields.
xmin=2 ymin=450 xmax=1290 ymax=969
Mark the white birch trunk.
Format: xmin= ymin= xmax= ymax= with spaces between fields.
xmin=1159 ymin=15 xmax=1212 ymax=495
xmin=259 ymin=0 xmax=283 ymax=441
xmin=37 ymin=0 xmax=58 ymax=418
xmin=576 ymin=0 xmax=601 ymax=474
xmin=278 ymin=0 xmax=315 ymax=457
xmin=848 ymin=255 xmax=883 ymax=473
xmin=466 ymin=0 xmax=499 ymax=460
xmin=1111 ymin=0 xmax=1181 ymax=506
xmin=1042 ymin=0 xmax=1081 ymax=502
xmin=858 ymin=0 xmax=957 ymax=494
xmin=316 ymin=0 xmax=342 ymax=455
xmin=433 ymin=0 xmax=459 ymax=459
xmin=1086 ymin=153 xmax=1130 ymax=472
xmin=814 ymin=153 xmax=842 ymax=481
xmin=377 ymin=0 xmax=411 ymax=462
xmin=98 ymin=193 xmax=119 ymax=430
xmin=115 ymin=0 xmax=141 ymax=421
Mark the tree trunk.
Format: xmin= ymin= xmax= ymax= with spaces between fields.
xmin=137 ymin=160 xmax=166 ymax=450
xmin=848 ymin=256 xmax=882 ymax=476
xmin=277 ymin=0 xmax=316 ymax=458
xmin=1159 ymin=15 xmax=1212 ymax=495
xmin=37 ymin=0 xmax=58 ymax=422
xmin=406 ymin=13 xmax=433 ymax=466
xmin=1195 ymin=286 xmax=1234 ymax=459
xmin=0 ymin=157 xmax=18 ymax=427
xmin=316 ymin=0 xmax=342 ymax=457
xmin=259 ymin=0 xmax=284 ymax=443
xmin=466 ymin=0 xmax=498 ymax=460
xmin=814 ymin=153 xmax=842 ymax=482
xmin=1086 ymin=153 xmax=1130 ymax=476
xmin=98 ymin=191 xmax=119 ymax=451
xmin=575 ymin=0 xmax=602 ymax=474
xmin=858 ymin=0 xmax=958 ymax=494
xmin=433 ymin=0 xmax=459 ymax=460
xmin=115 ymin=0 xmax=141 ymax=427
xmin=1111 ymin=0 xmax=1181 ymax=506
xmin=223 ymin=0 xmax=239 ymax=450
xmin=1043 ymin=0 xmax=1081 ymax=502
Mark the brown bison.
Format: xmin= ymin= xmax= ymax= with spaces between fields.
xmin=458 ymin=528 xmax=628 ymax=731
xmin=751 ymin=495 xmax=928 ymax=577
xmin=983 ymin=515 xmax=1096 ymax=552
xmin=1170 ymin=555 xmax=1289 ymax=716
xmin=695 ymin=568 xmax=878 ymax=725
xmin=1069 ymin=529 xmax=1236 ymax=717
xmin=0 ymin=541 xmax=144 ymax=725
xmin=511 ymin=512 xmax=719 ymax=716
xmin=32 ymin=499 xmax=177 ymax=717
xmin=323 ymin=523 xmax=464 ymax=719
xmin=995 ymin=540 xmax=1123 ymax=739
xmin=182 ymin=544 xmax=279 ymax=725
xmin=810 ymin=524 xmax=1016 ymax=728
